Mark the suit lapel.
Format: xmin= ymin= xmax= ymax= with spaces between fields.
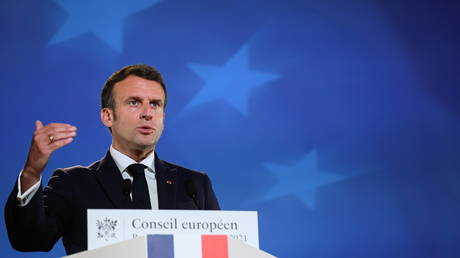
xmin=155 ymin=154 xmax=177 ymax=209
xmin=93 ymin=152 xmax=133 ymax=209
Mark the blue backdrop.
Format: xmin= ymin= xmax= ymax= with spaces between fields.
xmin=1 ymin=0 xmax=459 ymax=257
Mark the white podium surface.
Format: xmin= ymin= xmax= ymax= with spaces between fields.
xmin=87 ymin=209 xmax=259 ymax=250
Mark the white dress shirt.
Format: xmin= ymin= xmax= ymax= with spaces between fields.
xmin=17 ymin=145 xmax=159 ymax=209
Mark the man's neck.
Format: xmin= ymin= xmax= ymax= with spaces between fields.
xmin=112 ymin=144 xmax=155 ymax=162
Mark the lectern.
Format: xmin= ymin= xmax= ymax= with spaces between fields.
xmin=71 ymin=209 xmax=276 ymax=257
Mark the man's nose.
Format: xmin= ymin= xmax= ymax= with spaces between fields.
xmin=140 ymin=104 xmax=153 ymax=120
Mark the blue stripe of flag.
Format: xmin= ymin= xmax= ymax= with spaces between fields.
xmin=147 ymin=235 xmax=174 ymax=258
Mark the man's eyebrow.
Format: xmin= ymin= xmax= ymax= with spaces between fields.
xmin=126 ymin=96 xmax=142 ymax=101
xmin=126 ymin=96 xmax=163 ymax=103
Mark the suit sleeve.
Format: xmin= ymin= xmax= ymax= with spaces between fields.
xmin=4 ymin=169 xmax=73 ymax=252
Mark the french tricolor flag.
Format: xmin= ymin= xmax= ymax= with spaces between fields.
xmin=147 ymin=235 xmax=237 ymax=258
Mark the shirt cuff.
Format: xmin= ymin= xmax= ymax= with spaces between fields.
xmin=16 ymin=170 xmax=42 ymax=207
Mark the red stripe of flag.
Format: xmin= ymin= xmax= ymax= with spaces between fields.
xmin=201 ymin=235 xmax=229 ymax=258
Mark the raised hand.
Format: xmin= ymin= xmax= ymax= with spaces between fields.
xmin=20 ymin=120 xmax=77 ymax=193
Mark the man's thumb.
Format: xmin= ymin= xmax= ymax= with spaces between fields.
xmin=35 ymin=120 xmax=44 ymax=130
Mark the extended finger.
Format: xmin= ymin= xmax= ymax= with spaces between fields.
xmin=49 ymin=137 xmax=74 ymax=150
xmin=36 ymin=123 xmax=76 ymax=134
xmin=32 ymin=127 xmax=75 ymax=147
xmin=44 ymin=123 xmax=77 ymax=133
xmin=35 ymin=128 xmax=75 ymax=140
xmin=47 ymin=131 xmax=77 ymax=143
xmin=36 ymin=127 xmax=77 ymax=141
xmin=47 ymin=123 xmax=76 ymax=130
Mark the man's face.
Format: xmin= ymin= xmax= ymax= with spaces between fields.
xmin=101 ymin=75 xmax=165 ymax=154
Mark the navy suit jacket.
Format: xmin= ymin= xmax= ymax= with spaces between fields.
xmin=4 ymin=152 xmax=220 ymax=255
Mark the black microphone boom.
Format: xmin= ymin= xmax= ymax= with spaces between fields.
xmin=122 ymin=179 xmax=132 ymax=198
xmin=185 ymin=180 xmax=200 ymax=209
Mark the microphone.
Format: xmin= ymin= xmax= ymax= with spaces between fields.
xmin=122 ymin=179 xmax=132 ymax=198
xmin=185 ymin=180 xmax=200 ymax=209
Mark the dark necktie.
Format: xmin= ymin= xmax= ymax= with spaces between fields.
xmin=126 ymin=163 xmax=152 ymax=209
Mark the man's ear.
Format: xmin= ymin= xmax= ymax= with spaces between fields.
xmin=101 ymin=108 xmax=114 ymax=127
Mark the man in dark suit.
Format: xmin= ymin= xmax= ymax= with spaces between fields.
xmin=4 ymin=64 xmax=220 ymax=255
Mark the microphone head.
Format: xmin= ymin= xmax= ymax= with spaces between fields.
xmin=122 ymin=179 xmax=132 ymax=196
xmin=185 ymin=180 xmax=197 ymax=198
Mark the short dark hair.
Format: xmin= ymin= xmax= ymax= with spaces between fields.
xmin=101 ymin=64 xmax=168 ymax=110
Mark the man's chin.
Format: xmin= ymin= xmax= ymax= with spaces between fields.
xmin=134 ymin=138 xmax=158 ymax=150
xmin=134 ymin=142 xmax=154 ymax=150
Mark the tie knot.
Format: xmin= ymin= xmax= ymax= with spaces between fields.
xmin=126 ymin=163 xmax=147 ymax=177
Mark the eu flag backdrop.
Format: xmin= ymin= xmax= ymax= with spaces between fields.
xmin=1 ymin=0 xmax=459 ymax=257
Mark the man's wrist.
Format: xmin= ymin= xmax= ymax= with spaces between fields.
xmin=20 ymin=167 xmax=41 ymax=194
xmin=21 ymin=167 xmax=41 ymax=182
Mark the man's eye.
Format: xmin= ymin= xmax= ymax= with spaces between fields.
xmin=128 ymin=100 xmax=138 ymax=105
xmin=151 ymin=102 xmax=161 ymax=108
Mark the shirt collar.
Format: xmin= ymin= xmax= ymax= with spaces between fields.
xmin=109 ymin=145 xmax=155 ymax=174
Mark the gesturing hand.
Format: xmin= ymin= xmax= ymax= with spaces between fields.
xmin=20 ymin=120 xmax=77 ymax=193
